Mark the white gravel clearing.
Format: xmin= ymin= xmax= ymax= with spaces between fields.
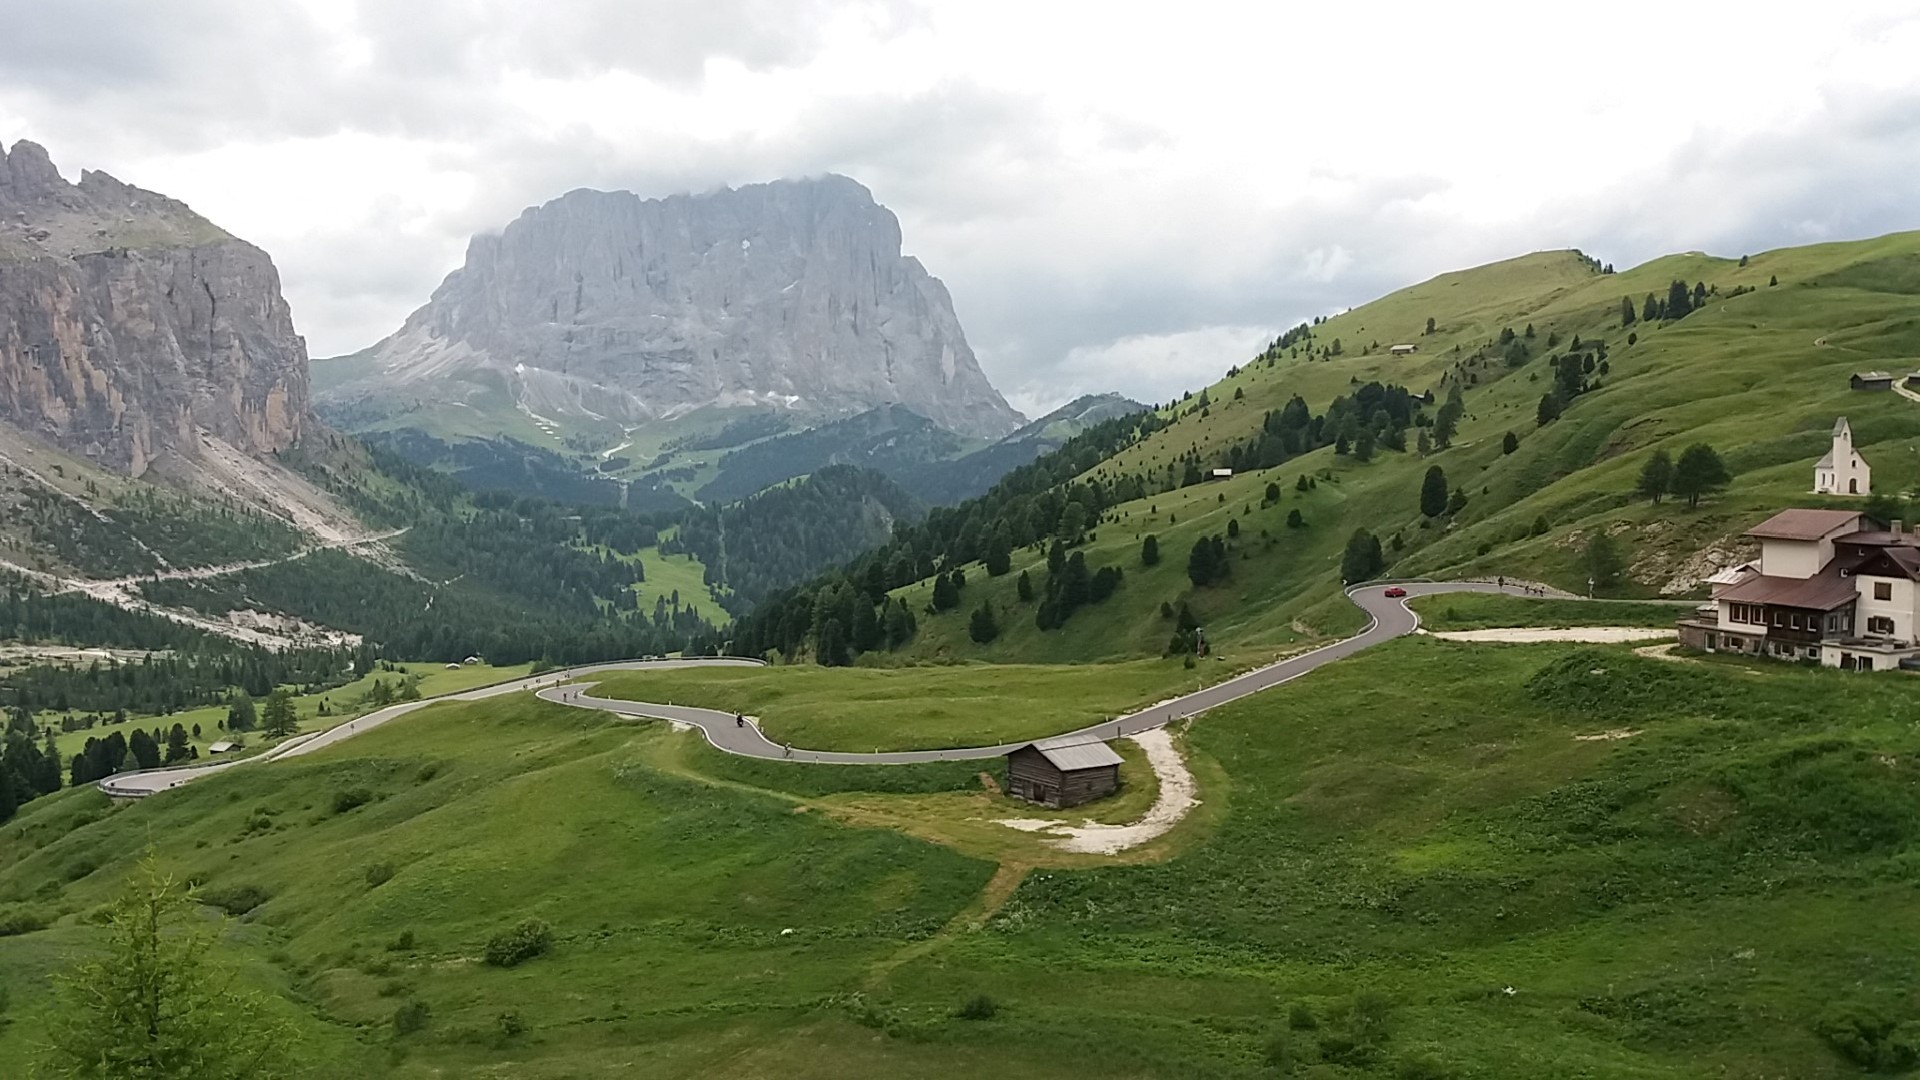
xmin=1427 ymin=627 xmax=1678 ymax=643
xmin=996 ymin=727 xmax=1199 ymax=855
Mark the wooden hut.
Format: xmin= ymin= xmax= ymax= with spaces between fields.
xmin=1005 ymin=736 xmax=1123 ymax=808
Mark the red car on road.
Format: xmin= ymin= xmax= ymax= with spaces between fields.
xmin=1383 ymin=586 xmax=1407 ymax=598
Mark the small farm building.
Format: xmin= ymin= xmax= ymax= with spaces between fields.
xmin=1851 ymin=371 xmax=1894 ymax=391
xmin=1005 ymin=736 xmax=1123 ymax=808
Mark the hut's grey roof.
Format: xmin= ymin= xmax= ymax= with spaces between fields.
xmin=1027 ymin=735 xmax=1124 ymax=771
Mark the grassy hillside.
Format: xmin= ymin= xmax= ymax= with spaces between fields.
xmin=595 ymin=658 xmax=1207 ymax=751
xmin=3 ymin=640 xmax=1917 ymax=1076
xmin=874 ymin=230 xmax=1920 ymax=666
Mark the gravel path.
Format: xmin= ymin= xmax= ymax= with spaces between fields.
xmin=1427 ymin=627 xmax=1677 ymax=643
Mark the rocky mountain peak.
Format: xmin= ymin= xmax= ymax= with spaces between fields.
xmin=1 ymin=140 xmax=64 ymax=198
xmin=321 ymin=173 xmax=1024 ymax=441
xmin=0 ymin=141 xmax=309 ymax=476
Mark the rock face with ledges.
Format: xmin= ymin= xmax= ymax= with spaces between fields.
xmin=321 ymin=175 xmax=1023 ymax=439
xmin=0 ymin=140 xmax=310 ymax=476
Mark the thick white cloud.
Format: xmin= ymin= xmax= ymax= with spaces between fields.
xmin=3 ymin=0 xmax=1919 ymax=411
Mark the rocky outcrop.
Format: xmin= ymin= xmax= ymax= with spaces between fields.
xmin=0 ymin=140 xmax=310 ymax=476
xmin=321 ymin=175 xmax=1023 ymax=440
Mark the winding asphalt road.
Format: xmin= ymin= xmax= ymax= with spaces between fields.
xmin=100 ymin=581 xmax=1548 ymax=795
xmin=531 ymin=581 xmax=1547 ymax=764
xmin=96 ymin=657 xmax=766 ymax=798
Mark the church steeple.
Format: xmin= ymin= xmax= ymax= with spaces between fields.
xmin=1815 ymin=416 xmax=1870 ymax=496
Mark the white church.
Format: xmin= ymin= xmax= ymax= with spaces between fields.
xmin=1813 ymin=417 xmax=1871 ymax=496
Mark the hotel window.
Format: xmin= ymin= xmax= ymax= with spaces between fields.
xmin=1875 ymin=582 xmax=1893 ymax=601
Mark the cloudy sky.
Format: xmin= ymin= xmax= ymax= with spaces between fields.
xmin=6 ymin=1 xmax=1920 ymax=416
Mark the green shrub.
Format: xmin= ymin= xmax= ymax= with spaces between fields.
xmin=199 ymin=884 xmax=270 ymax=916
xmin=1815 ymin=1003 xmax=1920 ymax=1070
xmin=387 ymin=929 xmax=416 ymax=952
xmin=1396 ymin=1053 xmax=1455 ymax=1079
xmin=0 ymin=907 xmax=48 ymax=937
xmin=483 ymin=918 xmax=553 ymax=967
xmin=496 ymin=1011 xmax=525 ymax=1038
xmin=1317 ymin=1032 xmax=1372 ymax=1067
xmin=1288 ymin=1001 xmax=1318 ymax=1030
xmin=331 ymin=787 xmax=375 ymax=814
xmin=391 ymin=999 xmax=431 ymax=1036
xmin=954 ymin=993 xmax=997 ymax=1020
xmin=365 ymin=862 xmax=396 ymax=888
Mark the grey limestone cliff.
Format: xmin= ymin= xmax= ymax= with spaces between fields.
xmin=0 ymin=140 xmax=311 ymax=476
xmin=322 ymin=175 xmax=1023 ymax=439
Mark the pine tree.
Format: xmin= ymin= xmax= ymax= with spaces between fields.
xmin=128 ymin=729 xmax=161 ymax=770
xmin=1420 ymin=465 xmax=1449 ymax=518
xmin=1287 ymin=509 xmax=1306 ymax=529
xmin=1620 ymin=296 xmax=1636 ymax=327
xmin=983 ymin=524 xmax=1012 ymax=577
xmin=1141 ymin=534 xmax=1161 ymax=566
xmin=261 ymin=689 xmax=298 ymax=738
xmin=1537 ymin=392 xmax=1563 ymax=426
xmin=1502 ymin=431 xmax=1519 ymax=455
xmin=1046 ymin=540 xmax=1066 ymax=576
xmin=1340 ymin=529 xmax=1385 ymax=584
xmin=816 ymin=618 xmax=851 ymax=666
xmin=225 ymin=692 xmax=256 ymax=733
xmin=884 ymin=598 xmax=915 ymax=648
xmin=1585 ymin=531 xmax=1624 ymax=591
xmin=1016 ymin=570 xmax=1034 ymax=603
xmin=1666 ymin=279 xmax=1693 ymax=320
xmin=1642 ymin=294 xmax=1660 ymax=323
xmin=968 ymin=602 xmax=1000 ymax=645
xmin=164 ymin=724 xmax=191 ymax=764
xmin=1637 ymin=449 xmax=1674 ymax=504
xmin=1187 ymin=536 xmax=1219 ymax=588
xmin=1671 ymin=443 xmax=1731 ymax=507
xmin=931 ymin=572 xmax=960 ymax=612
xmin=37 ymin=853 xmax=298 ymax=1078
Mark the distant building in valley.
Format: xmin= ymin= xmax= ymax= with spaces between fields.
xmin=1851 ymin=371 xmax=1894 ymax=391
xmin=1389 ymin=343 xmax=1419 ymax=355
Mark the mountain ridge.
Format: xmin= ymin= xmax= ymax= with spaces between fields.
xmin=315 ymin=174 xmax=1024 ymax=452
xmin=0 ymin=139 xmax=311 ymax=479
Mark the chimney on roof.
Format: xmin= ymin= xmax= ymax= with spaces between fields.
xmin=1896 ymin=519 xmax=1905 ymax=536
